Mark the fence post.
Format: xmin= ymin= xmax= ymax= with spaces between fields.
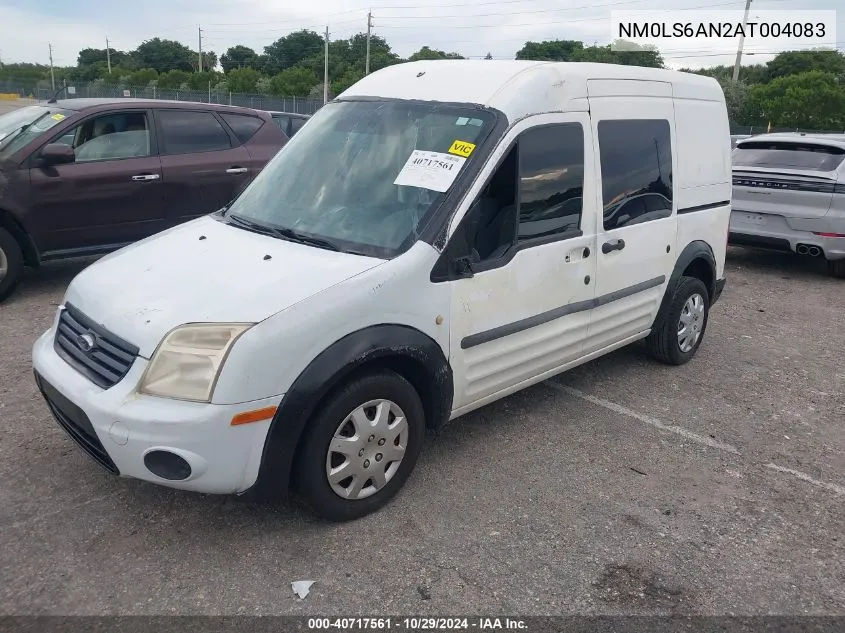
xmin=229 ymin=91 xmax=232 ymax=105
xmin=293 ymin=95 xmax=296 ymax=113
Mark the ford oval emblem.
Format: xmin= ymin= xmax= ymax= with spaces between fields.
xmin=77 ymin=333 xmax=96 ymax=352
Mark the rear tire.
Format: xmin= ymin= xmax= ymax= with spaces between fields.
xmin=646 ymin=276 xmax=710 ymax=366
xmin=294 ymin=370 xmax=425 ymax=521
xmin=0 ymin=227 xmax=23 ymax=303
xmin=827 ymin=258 xmax=845 ymax=279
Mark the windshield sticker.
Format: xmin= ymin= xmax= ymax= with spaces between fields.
xmin=393 ymin=150 xmax=466 ymax=193
xmin=448 ymin=140 xmax=475 ymax=158
xmin=50 ymin=113 xmax=65 ymax=121
xmin=455 ymin=117 xmax=469 ymax=126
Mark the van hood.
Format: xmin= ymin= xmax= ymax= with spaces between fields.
xmin=64 ymin=215 xmax=385 ymax=357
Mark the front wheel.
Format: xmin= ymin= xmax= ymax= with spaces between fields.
xmin=294 ymin=370 xmax=426 ymax=521
xmin=646 ymin=276 xmax=710 ymax=365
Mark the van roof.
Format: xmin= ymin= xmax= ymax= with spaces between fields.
xmin=340 ymin=60 xmax=724 ymax=121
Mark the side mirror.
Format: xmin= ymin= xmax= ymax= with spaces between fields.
xmin=40 ymin=143 xmax=75 ymax=166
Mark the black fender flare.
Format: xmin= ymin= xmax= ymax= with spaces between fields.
xmin=245 ymin=324 xmax=453 ymax=501
xmin=653 ymin=241 xmax=717 ymax=328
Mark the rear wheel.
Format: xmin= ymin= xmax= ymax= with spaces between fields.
xmin=827 ymin=258 xmax=845 ymax=279
xmin=294 ymin=370 xmax=425 ymax=521
xmin=0 ymin=227 xmax=23 ymax=303
xmin=646 ymin=276 xmax=710 ymax=365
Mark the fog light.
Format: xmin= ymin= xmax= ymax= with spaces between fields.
xmin=144 ymin=450 xmax=192 ymax=481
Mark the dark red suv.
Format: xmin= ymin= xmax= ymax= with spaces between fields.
xmin=0 ymin=99 xmax=287 ymax=301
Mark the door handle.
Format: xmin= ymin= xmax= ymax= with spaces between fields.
xmin=131 ymin=174 xmax=160 ymax=182
xmin=601 ymin=238 xmax=626 ymax=254
xmin=226 ymin=167 xmax=248 ymax=174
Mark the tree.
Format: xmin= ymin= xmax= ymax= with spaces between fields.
xmin=766 ymin=50 xmax=845 ymax=81
xmin=156 ymin=69 xmax=192 ymax=90
xmin=575 ymin=40 xmax=664 ymax=68
xmin=263 ymin=30 xmax=324 ymax=75
xmin=716 ymin=78 xmax=751 ymax=124
xmin=226 ymin=67 xmax=262 ymax=93
xmin=133 ymin=38 xmax=195 ymax=73
xmin=221 ymin=45 xmax=259 ymax=72
xmin=269 ymin=66 xmax=320 ymax=97
xmin=408 ymin=46 xmax=464 ymax=61
xmin=125 ymin=68 xmax=158 ymax=87
xmin=186 ymin=71 xmax=223 ymax=90
xmin=748 ymin=71 xmax=845 ymax=129
xmin=516 ymin=40 xmax=584 ymax=61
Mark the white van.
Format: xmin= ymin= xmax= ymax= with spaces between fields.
xmin=32 ymin=61 xmax=731 ymax=520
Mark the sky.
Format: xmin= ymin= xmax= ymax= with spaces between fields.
xmin=0 ymin=0 xmax=842 ymax=71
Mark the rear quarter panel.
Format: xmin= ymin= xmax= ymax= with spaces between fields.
xmin=244 ymin=115 xmax=287 ymax=171
xmin=673 ymin=94 xmax=732 ymax=279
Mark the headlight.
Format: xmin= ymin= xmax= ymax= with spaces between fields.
xmin=138 ymin=323 xmax=252 ymax=402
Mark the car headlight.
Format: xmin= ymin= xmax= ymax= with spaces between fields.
xmin=138 ymin=323 xmax=252 ymax=402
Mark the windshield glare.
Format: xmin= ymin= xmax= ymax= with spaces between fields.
xmin=0 ymin=106 xmax=74 ymax=159
xmin=225 ymin=100 xmax=495 ymax=256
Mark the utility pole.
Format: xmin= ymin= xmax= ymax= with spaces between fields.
xmin=732 ymin=0 xmax=752 ymax=81
xmin=106 ymin=37 xmax=111 ymax=74
xmin=198 ymin=26 xmax=203 ymax=73
xmin=365 ymin=10 xmax=372 ymax=75
xmin=48 ymin=43 xmax=55 ymax=91
xmin=324 ymin=26 xmax=329 ymax=104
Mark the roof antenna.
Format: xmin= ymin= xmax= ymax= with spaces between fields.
xmin=47 ymin=82 xmax=68 ymax=104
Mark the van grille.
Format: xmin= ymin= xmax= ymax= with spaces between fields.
xmin=54 ymin=303 xmax=139 ymax=389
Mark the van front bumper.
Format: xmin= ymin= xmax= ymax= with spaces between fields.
xmin=32 ymin=329 xmax=281 ymax=494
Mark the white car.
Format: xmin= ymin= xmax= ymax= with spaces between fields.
xmin=731 ymin=133 xmax=845 ymax=278
xmin=32 ymin=60 xmax=731 ymax=520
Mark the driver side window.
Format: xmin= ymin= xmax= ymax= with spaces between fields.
xmin=463 ymin=122 xmax=585 ymax=265
xmin=64 ymin=112 xmax=151 ymax=163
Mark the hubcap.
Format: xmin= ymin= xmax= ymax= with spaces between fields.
xmin=325 ymin=399 xmax=409 ymax=500
xmin=678 ymin=293 xmax=705 ymax=353
xmin=0 ymin=247 xmax=7 ymax=282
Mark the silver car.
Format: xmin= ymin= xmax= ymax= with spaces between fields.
xmin=730 ymin=133 xmax=845 ymax=278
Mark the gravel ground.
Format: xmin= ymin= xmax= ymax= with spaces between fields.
xmin=0 ymin=238 xmax=843 ymax=614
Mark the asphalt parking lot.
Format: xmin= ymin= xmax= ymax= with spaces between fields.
xmin=1 ymin=246 xmax=842 ymax=616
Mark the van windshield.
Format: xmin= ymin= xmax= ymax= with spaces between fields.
xmin=0 ymin=105 xmax=74 ymax=159
xmin=224 ymin=99 xmax=496 ymax=257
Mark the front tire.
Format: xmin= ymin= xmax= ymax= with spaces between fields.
xmin=294 ymin=370 xmax=425 ymax=521
xmin=828 ymin=258 xmax=845 ymax=279
xmin=0 ymin=227 xmax=24 ymax=303
xmin=646 ymin=276 xmax=710 ymax=365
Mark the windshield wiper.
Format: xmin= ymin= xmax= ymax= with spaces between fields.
xmin=226 ymin=214 xmax=340 ymax=251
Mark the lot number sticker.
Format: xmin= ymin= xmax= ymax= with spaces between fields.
xmin=393 ymin=150 xmax=466 ymax=193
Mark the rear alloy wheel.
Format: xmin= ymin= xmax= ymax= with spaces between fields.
xmin=646 ymin=276 xmax=710 ymax=365
xmin=295 ymin=370 xmax=425 ymax=521
xmin=0 ymin=227 xmax=24 ymax=303
xmin=828 ymin=258 xmax=845 ymax=279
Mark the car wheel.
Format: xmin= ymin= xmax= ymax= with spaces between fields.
xmin=294 ymin=370 xmax=425 ymax=521
xmin=646 ymin=276 xmax=710 ymax=365
xmin=0 ymin=227 xmax=23 ymax=303
xmin=827 ymin=258 xmax=845 ymax=279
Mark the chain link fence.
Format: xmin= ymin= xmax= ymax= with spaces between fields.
xmin=0 ymin=80 xmax=323 ymax=115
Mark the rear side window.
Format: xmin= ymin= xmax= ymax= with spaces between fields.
xmin=290 ymin=117 xmax=307 ymax=135
xmin=157 ymin=110 xmax=231 ymax=155
xmin=598 ymin=119 xmax=673 ymax=231
xmin=272 ymin=114 xmax=290 ymax=133
xmin=733 ymin=142 xmax=845 ymax=171
xmin=220 ymin=113 xmax=263 ymax=144
xmin=518 ymin=124 xmax=584 ymax=240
